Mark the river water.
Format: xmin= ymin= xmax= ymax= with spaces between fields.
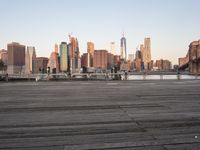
xmin=127 ymin=75 xmax=200 ymax=80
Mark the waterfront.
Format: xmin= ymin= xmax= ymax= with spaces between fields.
xmin=1 ymin=73 xmax=200 ymax=81
xmin=128 ymin=74 xmax=200 ymax=80
xmin=0 ymin=80 xmax=200 ymax=149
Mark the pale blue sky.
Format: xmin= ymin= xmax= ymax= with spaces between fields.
xmin=0 ymin=0 xmax=200 ymax=64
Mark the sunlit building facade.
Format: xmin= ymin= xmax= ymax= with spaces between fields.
xmin=87 ymin=42 xmax=95 ymax=67
xmin=93 ymin=50 xmax=108 ymax=69
xmin=68 ymin=36 xmax=81 ymax=73
xmin=107 ymin=53 xmax=114 ymax=69
xmin=120 ymin=34 xmax=127 ymax=61
xmin=134 ymin=50 xmax=143 ymax=72
xmin=110 ymin=42 xmax=115 ymax=55
xmin=7 ymin=42 xmax=25 ymax=74
xmin=155 ymin=59 xmax=172 ymax=71
xmin=60 ymin=42 xmax=68 ymax=72
xmin=141 ymin=38 xmax=151 ymax=70
xmin=48 ymin=45 xmax=59 ymax=73
xmin=81 ymin=53 xmax=90 ymax=68
xmin=33 ymin=57 xmax=48 ymax=74
xmin=25 ymin=46 xmax=36 ymax=74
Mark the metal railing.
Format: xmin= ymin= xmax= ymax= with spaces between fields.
xmin=1 ymin=72 xmax=199 ymax=81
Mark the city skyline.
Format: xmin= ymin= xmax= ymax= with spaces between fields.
xmin=0 ymin=0 xmax=200 ymax=65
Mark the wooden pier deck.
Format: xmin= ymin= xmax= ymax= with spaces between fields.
xmin=0 ymin=80 xmax=200 ymax=149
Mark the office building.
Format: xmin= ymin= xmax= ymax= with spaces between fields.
xmin=120 ymin=34 xmax=127 ymax=61
xmin=113 ymin=55 xmax=120 ymax=65
xmin=93 ymin=50 xmax=108 ymax=69
xmin=87 ymin=42 xmax=94 ymax=56
xmin=59 ymin=42 xmax=68 ymax=72
xmin=107 ymin=53 xmax=114 ymax=69
xmin=110 ymin=42 xmax=115 ymax=55
xmin=134 ymin=50 xmax=143 ymax=72
xmin=155 ymin=59 xmax=172 ymax=71
xmin=48 ymin=45 xmax=59 ymax=73
xmin=87 ymin=42 xmax=95 ymax=67
xmin=141 ymin=38 xmax=151 ymax=70
xmin=25 ymin=46 xmax=36 ymax=74
xmin=81 ymin=53 xmax=90 ymax=68
xmin=68 ymin=36 xmax=81 ymax=73
xmin=33 ymin=57 xmax=48 ymax=74
xmin=7 ymin=42 xmax=25 ymax=74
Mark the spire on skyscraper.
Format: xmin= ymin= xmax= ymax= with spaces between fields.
xmin=120 ymin=34 xmax=127 ymax=61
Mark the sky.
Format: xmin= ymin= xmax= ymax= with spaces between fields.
xmin=0 ymin=0 xmax=200 ymax=65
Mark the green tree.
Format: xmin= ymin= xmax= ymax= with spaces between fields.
xmin=0 ymin=59 xmax=5 ymax=71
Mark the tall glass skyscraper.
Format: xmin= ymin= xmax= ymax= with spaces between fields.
xmin=60 ymin=42 xmax=68 ymax=72
xmin=120 ymin=34 xmax=127 ymax=61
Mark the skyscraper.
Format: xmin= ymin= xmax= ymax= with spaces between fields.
xmin=48 ymin=45 xmax=59 ymax=73
xmin=68 ymin=36 xmax=80 ymax=73
xmin=87 ymin=42 xmax=94 ymax=56
xmin=25 ymin=46 xmax=36 ymax=74
xmin=141 ymin=38 xmax=151 ymax=70
xmin=110 ymin=42 xmax=115 ymax=55
xmin=120 ymin=34 xmax=127 ymax=61
xmin=87 ymin=42 xmax=95 ymax=67
xmin=59 ymin=42 xmax=68 ymax=72
xmin=81 ymin=53 xmax=90 ymax=68
xmin=135 ymin=50 xmax=143 ymax=72
xmin=7 ymin=42 xmax=25 ymax=74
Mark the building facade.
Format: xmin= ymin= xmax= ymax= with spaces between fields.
xmin=93 ymin=50 xmax=108 ymax=69
xmin=155 ymin=59 xmax=172 ymax=71
xmin=107 ymin=53 xmax=114 ymax=69
xmin=113 ymin=55 xmax=121 ymax=71
xmin=59 ymin=42 xmax=68 ymax=72
xmin=113 ymin=55 xmax=120 ymax=65
xmin=87 ymin=42 xmax=95 ymax=67
xmin=81 ymin=53 xmax=90 ymax=68
xmin=110 ymin=42 xmax=116 ymax=55
xmin=33 ymin=57 xmax=48 ymax=74
xmin=87 ymin=42 xmax=94 ymax=56
xmin=128 ymin=54 xmax=134 ymax=62
xmin=134 ymin=50 xmax=143 ymax=72
xmin=7 ymin=42 xmax=25 ymax=74
xmin=25 ymin=46 xmax=36 ymax=74
xmin=68 ymin=36 xmax=81 ymax=73
xmin=141 ymin=38 xmax=151 ymax=70
xmin=48 ymin=45 xmax=59 ymax=73
xmin=120 ymin=34 xmax=127 ymax=61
